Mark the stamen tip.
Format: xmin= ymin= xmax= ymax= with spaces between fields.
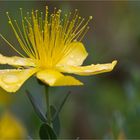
xmin=58 ymin=9 xmax=62 ymax=13
xmin=8 ymin=21 xmax=12 ymax=24
xmin=89 ymin=16 xmax=93 ymax=20
xmin=46 ymin=6 xmax=48 ymax=10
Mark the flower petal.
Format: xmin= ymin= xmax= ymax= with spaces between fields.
xmin=0 ymin=54 xmax=35 ymax=67
xmin=57 ymin=60 xmax=117 ymax=76
xmin=0 ymin=68 xmax=37 ymax=92
xmin=36 ymin=70 xmax=83 ymax=86
xmin=57 ymin=42 xmax=88 ymax=66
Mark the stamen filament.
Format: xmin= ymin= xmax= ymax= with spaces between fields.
xmin=1 ymin=8 xmax=92 ymax=69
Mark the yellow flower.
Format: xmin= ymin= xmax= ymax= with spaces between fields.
xmin=0 ymin=7 xmax=117 ymax=92
xmin=0 ymin=111 xmax=27 ymax=139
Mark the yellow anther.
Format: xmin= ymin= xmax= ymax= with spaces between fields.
xmin=89 ymin=16 xmax=93 ymax=20
xmin=58 ymin=9 xmax=61 ymax=13
xmin=8 ymin=21 xmax=12 ymax=24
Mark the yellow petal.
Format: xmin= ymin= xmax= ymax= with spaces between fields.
xmin=0 ymin=54 xmax=35 ymax=67
xmin=57 ymin=42 xmax=88 ymax=66
xmin=0 ymin=68 xmax=37 ymax=92
xmin=57 ymin=60 xmax=117 ymax=76
xmin=36 ymin=69 xmax=83 ymax=86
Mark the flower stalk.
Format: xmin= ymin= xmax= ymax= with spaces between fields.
xmin=45 ymin=86 xmax=51 ymax=126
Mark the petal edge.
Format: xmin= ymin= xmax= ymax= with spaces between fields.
xmin=36 ymin=70 xmax=83 ymax=86
xmin=0 ymin=54 xmax=35 ymax=67
xmin=57 ymin=60 xmax=117 ymax=76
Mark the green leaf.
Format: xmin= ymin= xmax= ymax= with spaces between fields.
xmin=52 ymin=91 xmax=71 ymax=121
xmin=50 ymin=105 xmax=60 ymax=136
xmin=26 ymin=90 xmax=47 ymax=122
xmin=39 ymin=123 xmax=57 ymax=140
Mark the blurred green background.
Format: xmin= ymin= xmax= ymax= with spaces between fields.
xmin=0 ymin=1 xmax=140 ymax=139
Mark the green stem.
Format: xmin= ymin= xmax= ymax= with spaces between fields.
xmin=45 ymin=86 xmax=51 ymax=126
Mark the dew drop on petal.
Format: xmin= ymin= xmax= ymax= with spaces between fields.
xmin=85 ymin=69 xmax=92 ymax=72
xmin=71 ymin=55 xmax=74 ymax=58
xmin=2 ymin=75 xmax=19 ymax=84
xmin=100 ymin=66 xmax=108 ymax=70
xmin=14 ymin=58 xmax=26 ymax=65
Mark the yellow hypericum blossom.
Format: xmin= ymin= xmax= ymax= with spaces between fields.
xmin=0 ymin=7 xmax=117 ymax=92
xmin=0 ymin=112 xmax=27 ymax=139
